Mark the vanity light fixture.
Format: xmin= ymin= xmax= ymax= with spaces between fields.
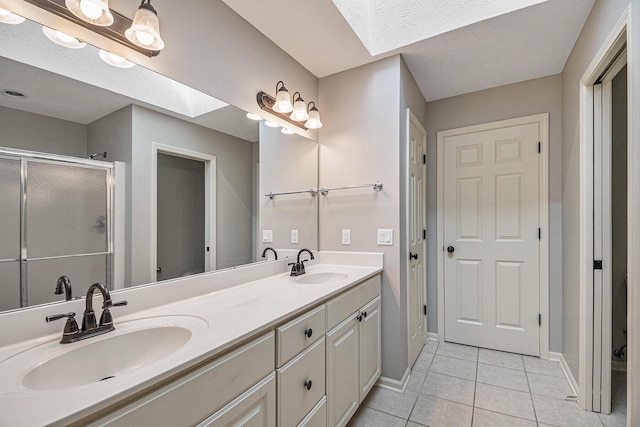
xmin=257 ymin=82 xmax=323 ymax=131
xmin=43 ymin=26 xmax=87 ymax=49
xmin=281 ymin=128 xmax=295 ymax=135
xmin=99 ymin=49 xmax=135 ymax=68
xmin=65 ymin=0 xmax=114 ymax=26
xmin=0 ymin=8 xmax=26 ymax=24
xmin=305 ymin=102 xmax=323 ymax=129
xmin=246 ymin=112 xmax=262 ymax=121
xmin=125 ymin=0 xmax=164 ymax=51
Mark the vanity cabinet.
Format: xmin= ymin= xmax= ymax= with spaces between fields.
xmin=325 ymin=276 xmax=381 ymax=427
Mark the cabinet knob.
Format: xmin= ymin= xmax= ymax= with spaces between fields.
xmin=304 ymin=380 xmax=312 ymax=391
xmin=447 ymin=246 xmax=455 ymax=253
xmin=357 ymin=314 xmax=363 ymax=322
xmin=410 ymin=252 xmax=418 ymax=260
xmin=363 ymin=311 xmax=367 ymax=318
xmin=304 ymin=328 xmax=313 ymax=338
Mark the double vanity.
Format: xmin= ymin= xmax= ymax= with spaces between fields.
xmin=0 ymin=251 xmax=382 ymax=426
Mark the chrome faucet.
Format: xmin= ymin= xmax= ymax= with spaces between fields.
xmin=288 ymin=249 xmax=315 ymax=276
xmin=55 ymin=275 xmax=72 ymax=301
xmin=261 ymin=247 xmax=278 ymax=260
xmin=46 ymin=283 xmax=127 ymax=344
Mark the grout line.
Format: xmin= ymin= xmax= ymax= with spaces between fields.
xmin=522 ymin=357 xmax=540 ymax=425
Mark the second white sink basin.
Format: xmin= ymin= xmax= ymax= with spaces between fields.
xmin=295 ymin=271 xmax=349 ymax=284
xmin=0 ymin=315 xmax=208 ymax=392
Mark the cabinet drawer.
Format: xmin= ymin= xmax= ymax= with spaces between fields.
xmin=277 ymin=337 xmax=326 ymax=427
xmin=89 ymin=332 xmax=275 ymax=427
xmin=277 ymin=305 xmax=326 ymax=367
xmin=297 ymin=396 xmax=326 ymax=427
xmin=197 ymin=373 xmax=276 ymax=427
xmin=326 ymin=274 xmax=381 ymax=330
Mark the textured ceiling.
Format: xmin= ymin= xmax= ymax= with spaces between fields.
xmin=221 ymin=0 xmax=595 ymax=101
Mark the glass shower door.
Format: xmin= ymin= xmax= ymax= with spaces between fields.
xmin=0 ymin=157 xmax=21 ymax=311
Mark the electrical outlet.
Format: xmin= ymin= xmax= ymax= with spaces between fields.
xmin=342 ymin=229 xmax=351 ymax=245
xmin=377 ymin=229 xmax=393 ymax=246
xmin=291 ymin=229 xmax=299 ymax=244
xmin=262 ymin=229 xmax=273 ymax=243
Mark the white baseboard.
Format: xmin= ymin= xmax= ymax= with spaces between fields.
xmin=550 ymin=351 xmax=579 ymax=397
xmin=377 ymin=367 xmax=410 ymax=393
xmin=427 ymin=332 xmax=438 ymax=341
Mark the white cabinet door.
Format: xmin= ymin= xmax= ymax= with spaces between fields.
xmin=198 ymin=373 xmax=276 ymax=427
xmin=326 ymin=314 xmax=360 ymax=427
xmin=358 ymin=296 xmax=381 ymax=402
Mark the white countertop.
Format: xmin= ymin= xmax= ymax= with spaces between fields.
xmin=0 ymin=254 xmax=382 ymax=426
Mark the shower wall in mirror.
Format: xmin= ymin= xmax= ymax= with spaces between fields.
xmin=0 ymin=16 xmax=318 ymax=311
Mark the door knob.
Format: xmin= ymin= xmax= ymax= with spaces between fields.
xmin=410 ymin=252 xmax=418 ymax=260
xmin=447 ymin=246 xmax=455 ymax=253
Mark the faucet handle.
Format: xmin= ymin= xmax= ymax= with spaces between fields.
xmin=99 ymin=300 xmax=127 ymax=328
xmin=46 ymin=312 xmax=79 ymax=342
xmin=112 ymin=300 xmax=128 ymax=307
xmin=46 ymin=312 xmax=76 ymax=323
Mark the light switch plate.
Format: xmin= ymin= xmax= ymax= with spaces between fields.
xmin=262 ymin=229 xmax=273 ymax=243
xmin=291 ymin=229 xmax=299 ymax=244
xmin=377 ymin=229 xmax=393 ymax=246
xmin=342 ymin=229 xmax=351 ymax=245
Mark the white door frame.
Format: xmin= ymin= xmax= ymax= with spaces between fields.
xmin=151 ymin=143 xmax=216 ymax=277
xmin=406 ymin=108 xmax=427 ymax=366
xmin=578 ymin=6 xmax=635 ymax=415
xmin=436 ymin=113 xmax=550 ymax=359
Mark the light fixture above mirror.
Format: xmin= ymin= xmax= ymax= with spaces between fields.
xmin=257 ymin=81 xmax=323 ymax=131
xmin=22 ymin=0 xmax=162 ymax=57
xmin=0 ymin=7 xmax=25 ymax=24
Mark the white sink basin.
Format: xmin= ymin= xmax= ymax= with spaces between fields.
xmin=0 ymin=315 xmax=208 ymax=392
xmin=295 ymin=271 xmax=349 ymax=284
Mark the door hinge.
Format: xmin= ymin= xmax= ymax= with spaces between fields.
xmin=538 ymin=314 xmax=542 ymax=326
xmin=423 ymin=229 xmax=427 ymax=240
xmin=424 ymin=305 xmax=427 ymax=315
xmin=594 ymin=260 xmax=603 ymax=270
xmin=422 ymin=154 xmax=426 ymax=165
xmin=538 ymin=228 xmax=541 ymax=240
xmin=538 ymin=141 xmax=541 ymax=153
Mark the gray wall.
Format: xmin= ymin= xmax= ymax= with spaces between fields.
xmin=611 ymin=66 xmax=627 ymax=360
xmin=0 ymin=106 xmax=86 ymax=157
xmin=561 ymin=0 xmax=631 ymax=379
xmin=320 ymin=55 xmax=417 ymax=382
xmin=424 ymin=74 xmax=564 ymax=352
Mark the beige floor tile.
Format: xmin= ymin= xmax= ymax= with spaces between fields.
xmin=413 ymin=350 xmax=435 ymax=371
xmin=346 ymin=406 xmax=407 ymax=427
xmin=533 ymin=394 xmax=604 ymax=426
xmin=409 ymin=394 xmax=473 ymax=427
xmin=362 ymin=386 xmax=418 ymax=419
xmin=422 ymin=372 xmax=476 ymax=406
xmin=527 ymin=371 xmax=573 ymax=399
xmin=424 ymin=340 xmax=439 ymax=354
xmin=522 ymin=356 xmax=565 ymax=378
xmin=430 ymin=354 xmax=477 ymax=381
xmin=437 ymin=342 xmax=479 ymax=362
xmin=474 ymin=383 xmax=535 ymax=421
xmin=476 ymin=363 xmax=529 ymax=392
xmin=406 ymin=368 xmax=428 ymax=393
xmin=478 ymin=348 xmax=524 ymax=371
xmin=472 ymin=408 xmax=537 ymax=426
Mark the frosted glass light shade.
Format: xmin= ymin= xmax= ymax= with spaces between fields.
xmin=0 ymin=8 xmax=25 ymax=24
xmin=42 ymin=27 xmax=87 ymax=49
xmin=272 ymin=82 xmax=293 ymax=113
xmin=290 ymin=96 xmax=309 ymax=122
xmin=281 ymin=128 xmax=295 ymax=134
xmin=305 ymin=105 xmax=323 ymax=129
xmin=125 ymin=1 xmax=164 ymax=51
xmin=99 ymin=50 xmax=135 ymax=68
xmin=66 ymin=0 xmax=114 ymax=26
xmin=264 ymin=120 xmax=280 ymax=128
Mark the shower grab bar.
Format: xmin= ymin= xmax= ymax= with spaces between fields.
xmin=319 ymin=181 xmax=383 ymax=196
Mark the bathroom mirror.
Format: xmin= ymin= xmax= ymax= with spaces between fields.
xmin=0 ymin=17 xmax=318 ymax=312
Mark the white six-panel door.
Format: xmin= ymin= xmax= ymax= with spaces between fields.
xmin=442 ymin=120 xmax=542 ymax=356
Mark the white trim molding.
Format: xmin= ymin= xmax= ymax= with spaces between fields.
xmin=550 ymin=351 xmax=579 ymax=398
xmin=436 ymin=113 xmax=550 ymax=359
xmin=376 ymin=367 xmax=411 ymax=393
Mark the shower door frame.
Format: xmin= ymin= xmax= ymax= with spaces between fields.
xmin=0 ymin=147 xmax=114 ymax=308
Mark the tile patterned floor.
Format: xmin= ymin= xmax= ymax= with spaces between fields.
xmin=347 ymin=341 xmax=627 ymax=427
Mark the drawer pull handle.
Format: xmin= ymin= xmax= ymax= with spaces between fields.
xmin=304 ymin=380 xmax=313 ymax=391
xmin=363 ymin=311 xmax=367 ymax=318
xmin=304 ymin=328 xmax=313 ymax=338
